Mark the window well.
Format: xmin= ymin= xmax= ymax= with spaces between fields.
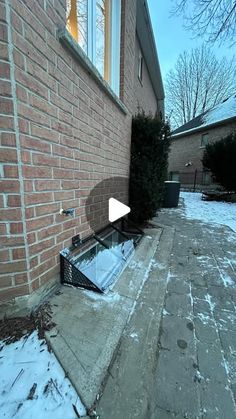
xmin=60 ymin=219 xmax=143 ymax=293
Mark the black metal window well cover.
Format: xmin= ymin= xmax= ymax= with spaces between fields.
xmin=60 ymin=218 xmax=144 ymax=293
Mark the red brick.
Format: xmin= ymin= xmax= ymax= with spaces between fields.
xmin=15 ymin=273 xmax=28 ymax=285
xmin=1 ymin=260 xmax=27 ymax=273
xmin=0 ymin=249 xmax=9 ymax=262
xmin=0 ymin=97 xmax=13 ymax=114
xmin=24 ymin=180 xmax=33 ymax=192
xmin=26 ymin=214 xmax=54 ymax=232
xmin=53 ymin=168 xmax=74 ymax=179
xmin=20 ymin=134 xmax=51 ymax=153
xmin=61 ymin=180 xmax=80 ymax=190
xmin=0 ymin=115 xmax=14 ymax=129
xmin=30 ymin=94 xmax=57 ymax=118
xmin=0 ymin=180 xmax=20 ymax=193
xmin=0 ymin=208 xmax=22 ymax=221
xmin=0 ymin=61 xmax=10 ymax=79
xmin=4 ymin=165 xmax=18 ymax=178
xmin=30 ymin=124 xmax=59 ymax=143
xmin=0 ymin=22 xmax=7 ymax=42
xmin=32 ymin=153 xmax=60 ymax=167
xmin=21 ymin=150 xmax=31 ymax=163
xmin=35 ymin=202 xmax=59 ymax=216
xmin=35 ymin=180 xmax=60 ymax=191
xmin=27 ymin=232 xmax=36 ymax=244
xmin=0 ymin=3 xmax=6 ymax=23
xmin=1 ymin=235 xmax=24 ymax=246
xmin=18 ymin=118 xmax=29 ymax=133
xmin=16 ymin=85 xmax=28 ymax=103
xmin=30 ymin=256 xmax=38 ymax=269
xmin=7 ymin=194 xmax=21 ymax=207
xmin=25 ymin=192 xmax=53 ymax=206
xmin=10 ymin=222 xmax=23 ymax=234
xmin=0 ymin=41 xmax=8 ymax=60
xmin=23 ymin=165 xmax=52 ymax=179
xmin=56 ymin=228 xmax=75 ymax=244
xmin=12 ymin=247 xmax=26 ymax=260
xmin=29 ymin=238 xmax=55 ymax=257
xmin=0 ymin=148 xmax=17 ymax=163
xmin=52 ymin=144 xmax=73 ymax=159
xmin=37 ymin=224 xmax=62 ymax=241
xmin=27 ymin=60 xmax=57 ymax=92
xmin=1 ymin=133 xmax=16 ymax=147
xmin=0 ymin=284 xmax=29 ymax=301
xmin=40 ymin=244 xmax=61 ymax=263
xmin=13 ymin=48 xmax=25 ymax=69
xmin=0 ymin=223 xmax=6 ymax=234
xmin=18 ymin=103 xmax=51 ymax=127
xmin=0 ymin=276 xmax=12 ymax=288
xmin=31 ymin=258 xmax=55 ymax=281
xmin=15 ymin=68 xmax=48 ymax=100
xmin=25 ymin=207 xmax=34 ymax=219
xmin=54 ymin=190 xmax=74 ymax=201
xmin=0 ymin=80 xmax=12 ymax=97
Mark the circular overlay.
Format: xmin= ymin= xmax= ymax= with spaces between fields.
xmin=85 ymin=176 xmax=129 ymax=233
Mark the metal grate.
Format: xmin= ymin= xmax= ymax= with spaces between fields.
xmin=60 ymin=218 xmax=143 ymax=293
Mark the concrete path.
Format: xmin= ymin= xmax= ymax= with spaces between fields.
xmin=96 ymin=199 xmax=236 ymax=419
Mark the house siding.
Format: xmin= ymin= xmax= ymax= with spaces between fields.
xmin=0 ymin=0 xmax=141 ymax=312
xmin=168 ymin=121 xmax=236 ymax=176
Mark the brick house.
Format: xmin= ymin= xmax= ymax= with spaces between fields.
xmin=168 ymin=96 xmax=236 ymax=188
xmin=0 ymin=0 xmax=164 ymax=314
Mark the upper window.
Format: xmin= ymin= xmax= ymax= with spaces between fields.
xmin=201 ymin=133 xmax=209 ymax=147
xmin=66 ymin=0 xmax=121 ymax=96
xmin=138 ymin=52 xmax=143 ymax=82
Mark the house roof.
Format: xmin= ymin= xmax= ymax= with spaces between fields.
xmin=136 ymin=0 xmax=164 ymax=102
xmin=172 ymin=95 xmax=236 ymax=138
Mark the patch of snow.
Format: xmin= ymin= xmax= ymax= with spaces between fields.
xmin=130 ymin=332 xmax=139 ymax=342
xmin=152 ymin=261 xmax=166 ymax=270
xmin=197 ymin=313 xmax=211 ymax=325
xmin=83 ymin=289 xmax=121 ymax=304
xmin=181 ymin=192 xmax=236 ymax=232
xmin=205 ymin=293 xmax=216 ymax=311
xmin=0 ymin=332 xmax=86 ymax=419
xmin=222 ymin=274 xmax=235 ymax=287
xmin=203 ymin=95 xmax=236 ymax=127
xmin=163 ymin=308 xmax=169 ymax=316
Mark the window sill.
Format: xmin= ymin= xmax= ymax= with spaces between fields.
xmin=58 ymin=28 xmax=128 ymax=115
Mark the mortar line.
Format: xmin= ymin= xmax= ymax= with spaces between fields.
xmin=5 ymin=0 xmax=31 ymax=291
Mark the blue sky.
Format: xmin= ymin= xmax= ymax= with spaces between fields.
xmin=147 ymin=0 xmax=235 ymax=81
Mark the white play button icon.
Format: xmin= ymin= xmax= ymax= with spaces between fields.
xmin=109 ymin=198 xmax=130 ymax=222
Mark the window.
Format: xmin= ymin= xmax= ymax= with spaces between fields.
xmin=138 ymin=52 xmax=143 ymax=82
xmin=66 ymin=0 xmax=121 ymax=95
xmin=201 ymin=133 xmax=209 ymax=147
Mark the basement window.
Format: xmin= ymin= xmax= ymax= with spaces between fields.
xmin=60 ymin=219 xmax=143 ymax=292
xmin=66 ymin=0 xmax=121 ymax=95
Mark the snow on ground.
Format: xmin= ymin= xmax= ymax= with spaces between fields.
xmin=0 ymin=331 xmax=86 ymax=419
xmin=181 ymin=192 xmax=236 ymax=232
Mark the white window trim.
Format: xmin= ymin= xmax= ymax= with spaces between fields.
xmin=78 ymin=0 xmax=121 ymax=96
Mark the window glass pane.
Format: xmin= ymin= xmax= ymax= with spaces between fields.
xmin=96 ymin=0 xmax=110 ymax=80
xmin=201 ymin=134 xmax=208 ymax=147
xmin=69 ymin=238 xmax=123 ymax=290
xmin=66 ymin=0 xmax=88 ymax=53
xmin=100 ymin=228 xmax=135 ymax=261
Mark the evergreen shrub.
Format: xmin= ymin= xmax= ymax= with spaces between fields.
xmin=202 ymin=132 xmax=236 ymax=192
xmin=129 ymin=112 xmax=170 ymax=223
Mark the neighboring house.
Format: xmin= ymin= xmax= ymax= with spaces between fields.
xmin=168 ymin=95 xmax=236 ymax=188
xmin=0 ymin=0 xmax=164 ymax=313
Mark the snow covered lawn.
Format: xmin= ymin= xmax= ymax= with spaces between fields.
xmin=0 ymin=332 xmax=86 ymax=419
xmin=181 ymin=192 xmax=236 ymax=232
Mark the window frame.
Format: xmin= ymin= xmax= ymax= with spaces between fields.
xmin=66 ymin=0 xmax=121 ymax=96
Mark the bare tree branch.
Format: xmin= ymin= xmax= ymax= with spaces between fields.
xmin=165 ymin=44 xmax=236 ymax=129
xmin=171 ymin=0 xmax=236 ymax=44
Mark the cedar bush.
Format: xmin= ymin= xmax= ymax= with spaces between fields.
xmin=129 ymin=112 xmax=170 ymax=223
xmin=202 ymin=132 xmax=236 ymax=192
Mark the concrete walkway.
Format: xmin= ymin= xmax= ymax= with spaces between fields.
xmin=97 ymin=199 xmax=236 ymax=419
xmin=47 ymin=198 xmax=236 ymax=418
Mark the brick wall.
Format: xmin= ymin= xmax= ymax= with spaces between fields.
xmin=133 ymin=35 xmax=158 ymax=116
xmin=168 ymin=121 xmax=236 ymax=175
xmin=0 ymin=0 xmax=138 ymax=313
